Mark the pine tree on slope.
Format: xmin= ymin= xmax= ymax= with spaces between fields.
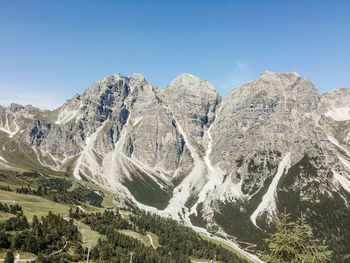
xmin=260 ymin=211 xmax=332 ymax=263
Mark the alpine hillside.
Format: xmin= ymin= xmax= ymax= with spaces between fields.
xmin=1 ymin=71 xmax=349 ymax=262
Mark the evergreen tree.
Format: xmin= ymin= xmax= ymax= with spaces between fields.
xmin=0 ymin=231 xmax=11 ymax=249
xmin=260 ymin=211 xmax=333 ymax=263
xmin=74 ymin=242 xmax=84 ymax=257
xmin=4 ymin=251 xmax=14 ymax=263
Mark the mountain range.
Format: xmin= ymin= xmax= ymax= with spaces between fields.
xmin=1 ymin=71 xmax=349 ymax=262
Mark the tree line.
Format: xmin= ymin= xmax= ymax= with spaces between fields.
xmin=71 ymin=208 xmax=250 ymax=263
xmin=14 ymin=176 xmax=103 ymax=207
xmin=0 ymin=202 xmax=81 ymax=262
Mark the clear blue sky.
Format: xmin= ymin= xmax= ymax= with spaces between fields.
xmin=0 ymin=0 xmax=349 ymax=109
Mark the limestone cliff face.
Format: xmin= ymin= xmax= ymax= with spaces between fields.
xmin=319 ymin=88 xmax=350 ymax=188
xmin=121 ymin=74 xmax=189 ymax=173
xmin=0 ymin=103 xmax=43 ymax=137
xmin=23 ymin=74 xmax=193 ymax=181
xmin=210 ymin=71 xmax=324 ymax=195
xmin=1 ymin=72 xmax=348 ymax=202
xmin=159 ymin=74 xmax=222 ymax=151
xmin=1 ymin=71 xmax=350 ymax=261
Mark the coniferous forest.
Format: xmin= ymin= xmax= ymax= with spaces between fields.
xmin=0 ymin=201 xmax=250 ymax=263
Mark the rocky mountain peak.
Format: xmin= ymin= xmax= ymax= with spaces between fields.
xmin=321 ymin=87 xmax=350 ymax=121
xmin=225 ymin=71 xmax=319 ymax=116
xmin=252 ymin=71 xmax=304 ymax=91
xmin=83 ymin=74 xmax=126 ymax=98
xmin=321 ymin=87 xmax=350 ymax=104
xmin=159 ymin=74 xmax=221 ymax=146
xmin=166 ymin=73 xmax=217 ymax=93
xmin=259 ymin=70 xmax=300 ymax=79
xmin=128 ymin=73 xmax=154 ymax=94
xmin=256 ymin=71 xmax=303 ymax=88
xmin=81 ymin=73 xmax=154 ymax=102
xmin=99 ymin=73 xmax=124 ymax=84
xmin=8 ymin=103 xmax=25 ymax=113
xmin=130 ymin=73 xmax=145 ymax=81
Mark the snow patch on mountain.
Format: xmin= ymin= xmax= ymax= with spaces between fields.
xmin=250 ymin=152 xmax=291 ymax=229
xmin=325 ymin=107 xmax=350 ymax=121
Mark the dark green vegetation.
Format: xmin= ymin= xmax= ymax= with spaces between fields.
xmin=212 ymin=153 xmax=348 ymax=262
xmin=1 ymin=170 xmax=102 ymax=207
xmin=184 ymin=194 xmax=199 ymax=209
xmin=209 ymin=154 xmax=279 ymax=250
xmin=243 ymin=153 xmax=278 ymax=195
xmin=0 ymin=201 xmax=251 ymax=263
xmin=213 ymin=175 xmax=274 ymax=251
xmin=124 ymin=168 xmax=171 ymax=210
xmin=189 ymin=202 xmax=207 ymax=228
xmin=4 ymin=251 xmax=14 ymax=263
xmin=0 ymin=203 xmax=22 ymax=215
xmin=0 ymin=168 xmax=251 ymax=262
xmin=0 ymin=185 xmax=12 ymax=191
xmin=68 ymin=208 xmax=251 ymax=263
xmin=0 ymin=204 xmax=81 ymax=262
xmin=214 ymin=200 xmax=267 ymax=252
xmin=277 ymin=155 xmax=350 ymax=263
xmin=2 ymin=146 xmax=347 ymax=262
xmin=130 ymin=210 xmax=250 ymax=263
xmin=260 ymin=211 xmax=332 ymax=263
